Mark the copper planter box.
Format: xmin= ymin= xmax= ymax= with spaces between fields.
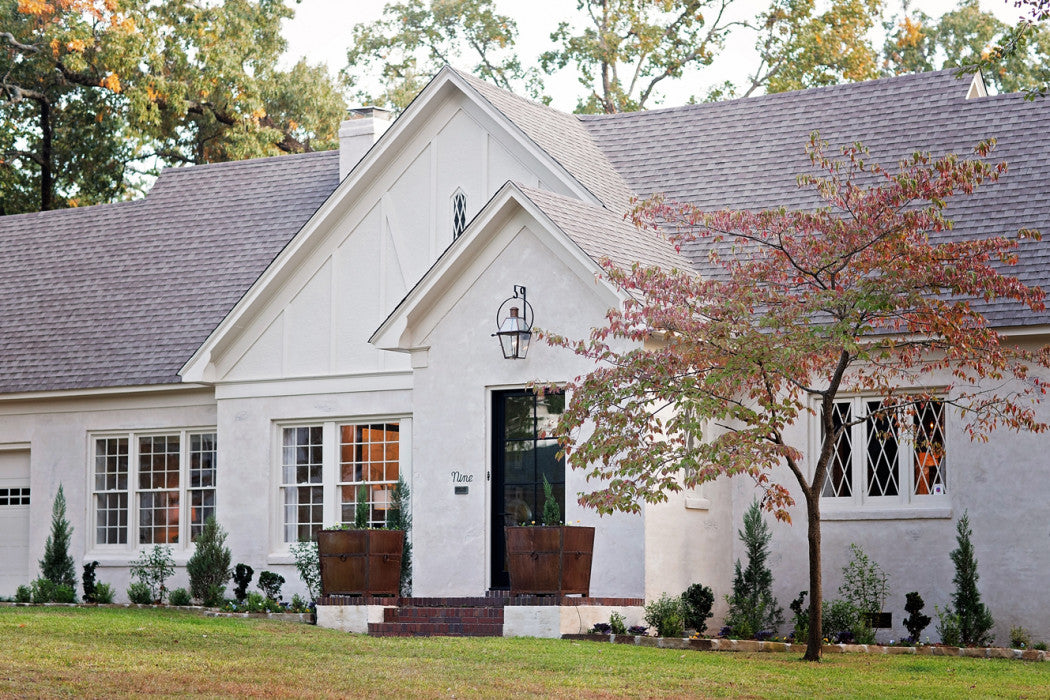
xmin=505 ymin=525 xmax=595 ymax=596
xmin=317 ymin=529 xmax=404 ymax=597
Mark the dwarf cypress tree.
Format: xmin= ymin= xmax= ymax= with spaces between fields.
xmin=949 ymin=512 xmax=994 ymax=646
xmin=725 ymin=499 xmax=783 ymax=638
xmin=186 ymin=516 xmax=232 ymax=607
xmin=40 ymin=484 xmax=76 ymax=589
xmin=385 ymin=476 xmax=412 ymax=596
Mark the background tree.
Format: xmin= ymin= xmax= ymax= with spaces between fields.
xmin=1 ymin=0 xmax=346 ymax=214
xmin=741 ymin=0 xmax=883 ymax=97
xmin=40 ymin=484 xmax=76 ymax=589
xmin=544 ymin=135 xmax=1049 ymax=660
xmin=883 ymin=0 xmax=1050 ymax=95
xmin=540 ymin=0 xmax=745 ymax=113
xmin=343 ymin=0 xmax=540 ymax=111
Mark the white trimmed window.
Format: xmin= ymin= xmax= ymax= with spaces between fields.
xmin=280 ymin=420 xmax=403 ymax=544
xmin=820 ymin=398 xmax=946 ymax=508
xmin=92 ymin=429 xmax=217 ymax=548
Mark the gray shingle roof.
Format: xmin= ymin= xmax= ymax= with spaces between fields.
xmin=517 ymin=185 xmax=690 ymax=273
xmin=579 ymin=69 xmax=1050 ymax=328
xmin=3 ymin=69 xmax=1048 ymax=395
xmin=454 ymin=70 xmax=635 ymax=212
xmin=0 ymin=150 xmax=339 ymax=393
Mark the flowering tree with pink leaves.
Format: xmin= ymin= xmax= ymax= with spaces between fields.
xmin=544 ymin=135 xmax=1050 ymax=660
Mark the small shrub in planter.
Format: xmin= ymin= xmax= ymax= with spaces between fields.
xmin=903 ymin=592 xmax=931 ymax=643
xmin=30 ymin=578 xmax=55 ymax=604
xmin=681 ymin=582 xmax=715 ymax=635
xmin=609 ymin=611 xmax=627 ymax=635
xmin=1034 ymin=641 xmax=1048 ymax=651
xmin=186 ymin=517 xmax=232 ymax=607
xmin=127 ymin=582 xmax=154 ymax=605
xmin=839 ymin=543 xmax=889 ymax=642
xmin=1010 ymin=626 xmax=1032 ymax=649
xmin=289 ymin=593 xmax=310 ymax=613
xmin=15 ymin=585 xmax=31 ymax=603
xmin=168 ymin=588 xmax=192 ymax=607
xmin=232 ymin=564 xmax=254 ymax=603
xmin=257 ymin=571 xmax=285 ymax=602
xmin=94 ymin=583 xmax=115 ymax=604
xmin=645 ymin=593 xmax=685 ymax=638
xmin=129 ymin=545 xmax=175 ymax=604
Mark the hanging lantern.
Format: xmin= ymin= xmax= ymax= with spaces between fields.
xmin=493 ymin=285 xmax=533 ymax=359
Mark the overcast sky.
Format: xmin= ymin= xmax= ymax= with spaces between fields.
xmin=281 ymin=0 xmax=1024 ymax=111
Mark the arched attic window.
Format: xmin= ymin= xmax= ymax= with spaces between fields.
xmin=452 ymin=189 xmax=467 ymax=239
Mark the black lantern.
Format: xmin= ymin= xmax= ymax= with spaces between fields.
xmin=493 ymin=285 xmax=533 ymax=359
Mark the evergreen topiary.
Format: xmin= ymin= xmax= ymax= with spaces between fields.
xmin=40 ymin=485 xmax=76 ymax=590
xmin=724 ymin=499 xmax=783 ymax=639
xmin=257 ymin=571 xmax=285 ymax=602
xmin=948 ymin=511 xmax=994 ymax=646
xmin=186 ymin=516 xmax=232 ymax=607
xmin=904 ymin=591 xmax=931 ymax=643
xmin=82 ymin=561 xmax=100 ymax=604
xmin=232 ymin=563 xmax=254 ymax=603
xmin=385 ymin=476 xmax=412 ymax=596
xmin=681 ymin=583 xmax=715 ymax=635
xmin=541 ymin=475 xmax=561 ymax=526
xmin=355 ymin=485 xmax=370 ymax=528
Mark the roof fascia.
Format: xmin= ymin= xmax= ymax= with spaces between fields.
xmin=0 ymin=382 xmax=212 ymax=404
xmin=180 ymin=66 xmax=601 ymax=382
xmin=370 ymin=182 xmax=625 ymax=352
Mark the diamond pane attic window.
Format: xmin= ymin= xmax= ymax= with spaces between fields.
xmin=452 ymin=190 xmax=467 ymax=239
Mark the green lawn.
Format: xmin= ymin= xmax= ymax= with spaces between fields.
xmin=1 ymin=607 xmax=1048 ymax=699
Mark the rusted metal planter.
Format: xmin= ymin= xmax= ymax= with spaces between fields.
xmin=505 ymin=525 xmax=595 ymax=596
xmin=317 ymin=529 xmax=404 ymax=597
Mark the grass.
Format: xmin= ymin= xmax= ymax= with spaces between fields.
xmin=1 ymin=607 xmax=1049 ymax=698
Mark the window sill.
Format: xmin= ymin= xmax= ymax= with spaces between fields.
xmin=821 ymin=507 xmax=953 ymax=521
xmin=85 ymin=552 xmax=194 ymax=567
xmin=267 ymin=553 xmax=296 ymax=566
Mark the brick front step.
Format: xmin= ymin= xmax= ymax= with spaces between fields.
xmin=368 ymin=620 xmax=504 ymax=637
xmin=367 ymin=604 xmax=506 ymax=637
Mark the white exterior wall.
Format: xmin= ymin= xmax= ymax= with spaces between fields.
xmin=721 ymin=358 xmax=1050 ymax=644
xmin=407 ymin=220 xmax=647 ymax=597
xmin=200 ymin=90 xmax=613 ymax=599
xmin=0 ymin=388 xmax=216 ymax=598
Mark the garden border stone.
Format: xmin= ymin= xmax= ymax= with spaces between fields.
xmin=561 ymin=633 xmax=1047 ymax=661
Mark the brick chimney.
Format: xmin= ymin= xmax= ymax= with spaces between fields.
xmin=339 ymin=107 xmax=394 ymax=179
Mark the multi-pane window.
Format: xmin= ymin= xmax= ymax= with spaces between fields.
xmin=280 ymin=420 xmax=404 ymax=544
xmin=92 ymin=430 xmax=216 ymax=548
xmin=281 ymin=426 xmax=324 ymax=544
xmin=820 ymin=398 xmax=946 ymax=506
xmin=339 ymin=424 xmax=400 ymax=528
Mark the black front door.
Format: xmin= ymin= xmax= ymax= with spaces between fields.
xmin=490 ymin=389 xmax=566 ymax=589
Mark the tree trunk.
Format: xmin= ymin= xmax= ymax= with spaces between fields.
xmin=38 ymin=97 xmax=53 ymax=211
xmin=804 ymin=490 xmax=823 ymax=661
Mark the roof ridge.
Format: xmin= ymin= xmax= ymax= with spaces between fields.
xmin=578 ymin=69 xmax=970 ymax=121
xmin=154 ymin=148 xmax=337 ymax=178
xmin=0 ymin=198 xmax=146 ymax=223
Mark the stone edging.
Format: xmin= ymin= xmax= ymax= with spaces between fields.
xmin=561 ymin=633 xmax=1048 ymax=661
xmin=1 ymin=601 xmax=312 ymax=623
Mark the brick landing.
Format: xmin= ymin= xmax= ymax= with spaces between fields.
xmin=316 ymin=594 xmax=646 ymax=638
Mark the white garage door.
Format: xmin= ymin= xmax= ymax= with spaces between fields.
xmin=0 ymin=450 xmax=31 ymax=597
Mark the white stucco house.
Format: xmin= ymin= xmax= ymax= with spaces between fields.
xmin=1 ymin=66 xmax=1048 ymax=642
